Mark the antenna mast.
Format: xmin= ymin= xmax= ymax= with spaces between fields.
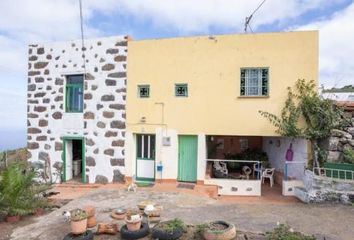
xmin=244 ymin=0 xmax=267 ymax=33
xmin=79 ymin=0 xmax=87 ymax=77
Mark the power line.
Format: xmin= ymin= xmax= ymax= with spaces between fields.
xmin=244 ymin=0 xmax=267 ymax=33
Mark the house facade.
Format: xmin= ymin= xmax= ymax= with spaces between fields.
xmin=27 ymin=31 xmax=319 ymax=193
xmin=125 ymin=31 xmax=318 ymax=194
xmin=27 ymin=36 xmax=129 ymax=184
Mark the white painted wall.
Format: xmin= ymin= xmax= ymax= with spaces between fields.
xmin=282 ymin=180 xmax=304 ymax=196
xmin=204 ymin=179 xmax=261 ymax=196
xmin=27 ymin=36 xmax=128 ymax=183
xmin=125 ymin=127 xmax=207 ymax=182
xmin=263 ymin=137 xmax=308 ymax=180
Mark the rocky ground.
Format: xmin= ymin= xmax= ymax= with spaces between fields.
xmin=6 ymin=188 xmax=354 ymax=240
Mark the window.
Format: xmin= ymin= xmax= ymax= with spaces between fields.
xmin=175 ymin=84 xmax=188 ymax=97
xmin=138 ymin=85 xmax=150 ymax=98
xmin=137 ymin=134 xmax=155 ymax=159
xmin=65 ymin=75 xmax=83 ymax=112
xmin=240 ymin=68 xmax=268 ymax=96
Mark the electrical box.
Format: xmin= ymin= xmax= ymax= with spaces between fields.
xmin=162 ymin=137 xmax=171 ymax=146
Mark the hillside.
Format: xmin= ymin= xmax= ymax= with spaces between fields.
xmin=0 ymin=148 xmax=28 ymax=168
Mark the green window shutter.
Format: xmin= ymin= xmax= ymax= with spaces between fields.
xmin=65 ymin=75 xmax=84 ymax=113
xmin=261 ymin=68 xmax=268 ymax=96
xmin=240 ymin=69 xmax=246 ymax=96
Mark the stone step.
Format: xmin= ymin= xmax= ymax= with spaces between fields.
xmin=56 ymin=183 xmax=101 ymax=189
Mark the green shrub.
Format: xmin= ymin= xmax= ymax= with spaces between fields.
xmin=343 ymin=146 xmax=354 ymax=164
xmin=0 ymin=162 xmax=49 ymax=216
xmin=266 ymin=224 xmax=316 ymax=240
xmin=160 ymin=218 xmax=185 ymax=233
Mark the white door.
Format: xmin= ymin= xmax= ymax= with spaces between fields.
xmin=65 ymin=140 xmax=73 ymax=180
xmin=136 ymin=134 xmax=155 ymax=181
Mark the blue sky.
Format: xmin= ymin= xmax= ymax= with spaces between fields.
xmin=0 ymin=0 xmax=353 ymax=150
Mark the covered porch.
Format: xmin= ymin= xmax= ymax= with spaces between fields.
xmin=204 ymin=135 xmax=308 ymax=196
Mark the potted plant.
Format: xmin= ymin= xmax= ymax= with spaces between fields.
xmin=0 ymin=162 xmax=49 ymax=222
xmin=124 ymin=209 xmax=142 ymax=231
xmin=202 ymin=221 xmax=236 ymax=240
xmin=151 ymin=218 xmax=185 ymax=240
xmin=70 ymin=208 xmax=88 ymax=234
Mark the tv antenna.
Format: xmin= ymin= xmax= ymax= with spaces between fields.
xmin=79 ymin=0 xmax=87 ymax=77
xmin=244 ymin=0 xmax=267 ymax=33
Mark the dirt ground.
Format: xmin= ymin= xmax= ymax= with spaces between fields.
xmin=7 ymin=188 xmax=354 ymax=240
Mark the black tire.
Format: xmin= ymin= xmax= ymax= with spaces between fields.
xmin=151 ymin=228 xmax=183 ymax=240
xmin=120 ymin=222 xmax=150 ymax=240
xmin=63 ymin=230 xmax=94 ymax=240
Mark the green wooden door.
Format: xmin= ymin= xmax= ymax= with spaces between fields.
xmin=178 ymin=135 xmax=198 ymax=182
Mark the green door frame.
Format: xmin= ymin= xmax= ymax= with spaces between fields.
xmin=135 ymin=134 xmax=156 ymax=182
xmin=178 ymin=135 xmax=198 ymax=183
xmin=62 ymin=136 xmax=86 ymax=183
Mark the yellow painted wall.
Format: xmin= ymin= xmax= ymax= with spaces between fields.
xmin=126 ymin=31 xmax=318 ymax=136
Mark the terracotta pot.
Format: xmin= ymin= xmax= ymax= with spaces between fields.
xmin=111 ymin=212 xmax=126 ymax=220
xmin=34 ymin=208 xmax=45 ymax=216
xmin=6 ymin=215 xmax=20 ymax=223
xmin=125 ymin=216 xmax=142 ymax=232
xmin=83 ymin=206 xmax=95 ymax=218
xmin=87 ymin=216 xmax=97 ymax=228
xmin=97 ymin=223 xmax=119 ymax=235
xmin=203 ymin=221 xmax=236 ymax=240
xmin=71 ymin=218 xmax=88 ymax=235
xmin=137 ymin=200 xmax=154 ymax=210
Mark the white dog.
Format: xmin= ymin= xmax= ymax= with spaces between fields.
xmin=127 ymin=175 xmax=137 ymax=192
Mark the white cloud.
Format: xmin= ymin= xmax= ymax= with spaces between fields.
xmin=297 ymin=2 xmax=354 ymax=87
xmin=114 ymin=0 xmax=345 ymax=33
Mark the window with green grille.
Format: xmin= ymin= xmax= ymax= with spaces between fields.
xmin=65 ymin=75 xmax=83 ymax=112
xmin=175 ymin=84 xmax=188 ymax=97
xmin=240 ymin=68 xmax=269 ymax=96
xmin=138 ymin=85 xmax=150 ymax=98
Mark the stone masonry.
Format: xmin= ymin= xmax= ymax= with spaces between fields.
xmin=320 ymin=124 xmax=354 ymax=163
xmin=27 ymin=36 xmax=129 ymax=183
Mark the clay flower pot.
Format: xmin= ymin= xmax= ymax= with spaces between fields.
xmin=137 ymin=200 xmax=154 ymax=210
xmin=71 ymin=218 xmax=88 ymax=235
xmin=125 ymin=215 xmax=142 ymax=232
xmin=203 ymin=221 xmax=236 ymax=240
xmin=87 ymin=216 xmax=97 ymax=228
xmin=83 ymin=206 xmax=95 ymax=218
xmin=6 ymin=215 xmax=20 ymax=223
xmin=34 ymin=208 xmax=45 ymax=217
xmin=111 ymin=208 xmax=126 ymax=220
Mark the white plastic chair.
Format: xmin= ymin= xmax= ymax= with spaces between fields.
xmin=213 ymin=161 xmax=228 ymax=175
xmin=242 ymin=166 xmax=252 ymax=180
xmin=262 ymin=168 xmax=275 ymax=187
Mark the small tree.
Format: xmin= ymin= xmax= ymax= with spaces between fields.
xmin=259 ymin=79 xmax=347 ymax=168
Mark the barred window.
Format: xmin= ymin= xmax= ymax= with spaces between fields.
xmin=240 ymin=68 xmax=269 ymax=96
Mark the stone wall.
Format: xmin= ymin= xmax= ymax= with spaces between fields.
xmin=27 ymin=36 xmax=129 ymax=183
xmin=295 ymin=170 xmax=354 ymax=204
xmin=320 ymin=124 xmax=354 ymax=163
